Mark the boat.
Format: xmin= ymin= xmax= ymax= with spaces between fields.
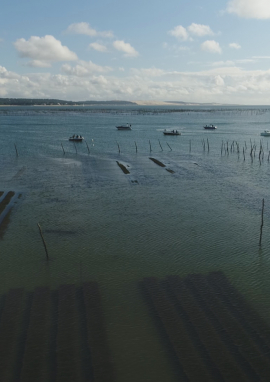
xmin=204 ymin=124 xmax=217 ymax=130
xmin=163 ymin=129 xmax=181 ymax=136
xmin=260 ymin=130 xmax=270 ymax=136
xmin=116 ymin=124 xmax=132 ymax=130
xmin=69 ymin=135 xmax=84 ymax=141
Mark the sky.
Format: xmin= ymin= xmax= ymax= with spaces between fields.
xmin=1 ymin=0 xmax=270 ymax=104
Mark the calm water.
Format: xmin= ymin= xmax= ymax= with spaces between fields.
xmin=1 ymin=105 xmax=270 ymax=381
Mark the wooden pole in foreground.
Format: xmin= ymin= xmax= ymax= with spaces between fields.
xmin=37 ymin=223 xmax=49 ymax=260
xmin=117 ymin=142 xmax=120 ymax=153
xmin=158 ymin=139 xmax=163 ymax=151
xmin=14 ymin=143 xmax=18 ymax=157
xmin=85 ymin=141 xmax=90 ymax=155
xmin=167 ymin=142 xmax=172 ymax=151
xmin=149 ymin=140 xmax=152 ymax=152
xmin=134 ymin=141 xmax=138 ymax=153
xmin=73 ymin=142 xmax=77 ymax=154
xmin=61 ymin=143 xmax=65 ymax=155
xmin=259 ymin=198 xmax=265 ymax=247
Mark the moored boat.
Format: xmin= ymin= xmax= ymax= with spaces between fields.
xmin=260 ymin=130 xmax=270 ymax=136
xmin=116 ymin=124 xmax=132 ymax=130
xmin=204 ymin=124 xmax=217 ymax=130
xmin=163 ymin=129 xmax=181 ymax=135
xmin=69 ymin=135 xmax=84 ymax=141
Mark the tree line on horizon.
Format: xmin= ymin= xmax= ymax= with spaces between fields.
xmin=0 ymin=98 xmax=136 ymax=106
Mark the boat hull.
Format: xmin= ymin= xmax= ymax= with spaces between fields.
xmin=69 ymin=138 xmax=84 ymax=142
xmin=116 ymin=124 xmax=132 ymax=130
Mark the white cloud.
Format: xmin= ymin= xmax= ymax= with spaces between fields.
xmin=26 ymin=60 xmax=52 ymax=68
xmin=168 ymin=25 xmax=189 ymax=41
xmin=227 ymin=0 xmax=270 ymax=19
xmin=131 ymin=67 xmax=165 ymax=77
xmin=188 ymin=23 xmax=213 ymax=36
xmin=229 ymin=43 xmax=241 ymax=49
xmin=113 ymin=40 xmax=139 ymax=57
xmin=212 ymin=60 xmax=235 ymax=67
xmin=14 ymin=35 xmax=77 ymax=66
xmin=89 ymin=42 xmax=107 ymax=52
xmin=66 ymin=22 xmax=113 ymax=38
xmin=214 ymin=75 xmax=225 ymax=86
xmin=61 ymin=60 xmax=112 ymax=76
xmin=201 ymin=40 xmax=222 ymax=54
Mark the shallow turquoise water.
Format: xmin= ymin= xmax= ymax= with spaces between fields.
xmin=1 ymin=105 xmax=270 ymax=381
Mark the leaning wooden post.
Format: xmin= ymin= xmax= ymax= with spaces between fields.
xmin=166 ymin=142 xmax=172 ymax=151
xmin=14 ymin=143 xmax=18 ymax=157
xmin=85 ymin=141 xmax=90 ymax=155
xmin=158 ymin=139 xmax=163 ymax=151
xmin=259 ymin=198 xmax=265 ymax=247
xmin=61 ymin=143 xmax=65 ymax=155
xmin=149 ymin=140 xmax=152 ymax=152
xmin=73 ymin=142 xmax=77 ymax=154
xmin=134 ymin=141 xmax=138 ymax=153
xmin=116 ymin=141 xmax=120 ymax=153
xmin=37 ymin=223 xmax=49 ymax=260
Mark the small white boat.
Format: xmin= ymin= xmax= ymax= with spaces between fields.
xmin=69 ymin=135 xmax=84 ymax=141
xmin=116 ymin=124 xmax=132 ymax=130
xmin=204 ymin=124 xmax=217 ymax=130
xmin=260 ymin=130 xmax=270 ymax=137
xmin=163 ymin=129 xmax=181 ymax=136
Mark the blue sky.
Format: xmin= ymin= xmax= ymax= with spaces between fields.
xmin=1 ymin=0 xmax=270 ymax=104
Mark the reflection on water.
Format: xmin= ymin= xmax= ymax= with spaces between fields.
xmin=1 ymin=105 xmax=270 ymax=381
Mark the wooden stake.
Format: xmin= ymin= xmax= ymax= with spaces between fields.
xmin=37 ymin=223 xmax=49 ymax=260
xmin=166 ymin=142 xmax=172 ymax=151
xmin=134 ymin=141 xmax=138 ymax=153
xmin=85 ymin=141 xmax=90 ymax=155
xmin=259 ymin=199 xmax=265 ymax=246
xmin=116 ymin=141 xmax=120 ymax=153
xmin=14 ymin=143 xmax=18 ymax=157
xmin=149 ymin=140 xmax=152 ymax=152
xmin=158 ymin=139 xmax=163 ymax=151
xmin=61 ymin=143 xmax=65 ymax=155
xmin=73 ymin=142 xmax=77 ymax=154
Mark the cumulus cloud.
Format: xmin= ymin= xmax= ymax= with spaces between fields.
xmin=113 ymin=40 xmax=139 ymax=57
xmin=61 ymin=60 xmax=112 ymax=76
xmin=168 ymin=26 xmax=189 ymax=41
xmin=201 ymin=40 xmax=222 ymax=54
xmin=226 ymin=0 xmax=270 ymax=19
xmin=26 ymin=60 xmax=52 ymax=68
xmin=214 ymin=75 xmax=225 ymax=86
xmin=188 ymin=23 xmax=213 ymax=36
xmin=14 ymin=35 xmax=77 ymax=66
xmin=89 ymin=42 xmax=107 ymax=52
xmin=66 ymin=22 xmax=113 ymax=38
xmin=229 ymin=42 xmax=241 ymax=49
